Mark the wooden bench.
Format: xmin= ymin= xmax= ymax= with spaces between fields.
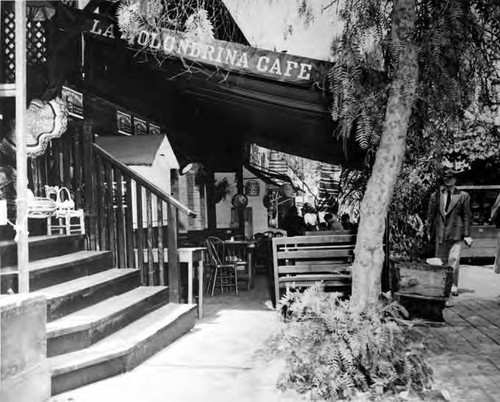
xmin=272 ymin=234 xmax=356 ymax=305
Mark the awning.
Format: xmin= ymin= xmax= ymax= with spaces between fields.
xmin=245 ymin=162 xmax=301 ymax=193
xmin=317 ymin=164 xmax=342 ymax=212
xmin=51 ymin=6 xmax=366 ymax=170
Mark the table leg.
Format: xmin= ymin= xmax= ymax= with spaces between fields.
xmin=197 ymin=256 xmax=204 ymax=319
xmin=187 ymin=259 xmax=193 ymax=304
xmin=248 ymin=249 xmax=254 ymax=290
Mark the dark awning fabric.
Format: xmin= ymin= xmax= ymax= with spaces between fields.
xmin=245 ymin=162 xmax=301 ymax=192
xmin=83 ymin=36 xmax=365 ymax=171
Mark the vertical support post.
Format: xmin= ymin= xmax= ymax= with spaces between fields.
xmin=167 ymin=203 xmax=180 ymax=302
xmin=236 ymin=166 xmax=245 ymax=236
xmin=15 ymin=0 xmax=29 ymax=293
xmin=82 ymin=121 xmax=97 ymax=249
xmin=0 ymin=0 xmax=3 ymax=84
xmin=145 ymin=190 xmax=154 ymax=285
xmin=124 ymin=177 xmax=134 ymax=267
xmin=115 ymin=170 xmax=125 ymax=267
xmin=157 ymin=200 xmax=165 ymax=286
xmin=205 ymin=168 xmax=216 ymax=233
xmin=104 ymin=162 xmax=116 ymax=265
xmin=136 ymin=184 xmax=145 ymax=284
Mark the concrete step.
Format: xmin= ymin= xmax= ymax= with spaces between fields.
xmin=50 ymin=303 xmax=197 ymax=395
xmin=47 ymin=286 xmax=169 ymax=357
xmin=0 ymin=235 xmax=87 ymax=267
xmin=0 ymin=251 xmax=113 ymax=294
xmin=33 ymin=268 xmax=140 ymax=322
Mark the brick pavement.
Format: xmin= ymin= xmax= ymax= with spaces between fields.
xmin=425 ymin=265 xmax=500 ymax=402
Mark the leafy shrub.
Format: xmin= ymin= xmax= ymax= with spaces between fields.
xmin=272 ymin=286 xmax=433 ymax=401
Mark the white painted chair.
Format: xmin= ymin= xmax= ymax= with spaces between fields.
xmin=45 ymin=186 xmax=85 ymax=235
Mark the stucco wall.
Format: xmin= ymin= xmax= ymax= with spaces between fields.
xmin=0 ymin=295 xmax=50 ymax=402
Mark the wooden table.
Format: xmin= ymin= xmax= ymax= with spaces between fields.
xmin=223 ymin=240 xmax=256 ymax=289
xmin=138 ymin=247 xmax=206 ymax=318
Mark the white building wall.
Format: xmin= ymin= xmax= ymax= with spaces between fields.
xmin=130 ymin=138 xmax=179 ymax=228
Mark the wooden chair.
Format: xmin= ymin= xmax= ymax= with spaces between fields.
xmin=205 ymin=237 xmax=239 ymax=296
xmin=224 ymin=240 xmax=253 ymax=290
xmin=46 ymin=186 xmax=85 ymax=235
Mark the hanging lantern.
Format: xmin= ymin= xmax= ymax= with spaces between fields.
xmin=231 ymin=193 xmax=248 ymax=208
xmin=245 ymin=179 xmax=260 ymax=196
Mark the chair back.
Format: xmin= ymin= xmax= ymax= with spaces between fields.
xmin=205 ymin=236 xmax=225 ymax=266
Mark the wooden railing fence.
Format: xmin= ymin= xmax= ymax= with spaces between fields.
xmin=30 ymin=121 xmax=195 ymax=302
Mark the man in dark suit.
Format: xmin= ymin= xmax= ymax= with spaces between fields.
xmin=426 ymin=168 xmax=473 ymax=296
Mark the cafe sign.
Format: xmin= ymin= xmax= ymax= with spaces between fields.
xmin=86 ymin=18 xmax=329 ymax=85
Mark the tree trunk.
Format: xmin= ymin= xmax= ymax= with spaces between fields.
xmin=350 ymin=0 xmax=418 ymax=311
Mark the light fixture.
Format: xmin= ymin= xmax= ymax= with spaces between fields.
xmin=174 ymin=150 xmax=193 ymax=175
xmin=179 ymin=161 xmax=193 ymax=175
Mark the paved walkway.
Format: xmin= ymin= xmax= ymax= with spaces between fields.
xmin=51 ymin=277 xmax=297 ymax=402
xmin=426 ymin=265 xmax=500 ymax=402
xmin=51 ymin=266 xmax=500 ymax=402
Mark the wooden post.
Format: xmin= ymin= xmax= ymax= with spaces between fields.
xmin=15 ymin=1 xmax=29 ymax=293
xmin=236 ymin=167 xmax=245 ymax=236
xmin=136 ymin=184 xmax=145 ymax=284
xmin=157 ymin=200 xmax=165 ymax=286
xmin=205 ymin=168 xmax=217 ymax=233
xmin=0 ymin=1 xmax=3 ymax=85
xmin=124 ymin=177 xmax=134 ymax=267
xmin=82 ymin=121 xmax=97 ymax=250
xmin=167 ymin=203 xmax=180 ymax=302
xmin=145 ymin=190 xmax=154 ymax=285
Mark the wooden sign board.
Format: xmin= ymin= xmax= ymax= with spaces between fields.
xmin=82 ymin=15 xmax=331 ymax=86
xmin=149 ymin=123 xmax=161 ymax=136
xmin=133 ymin=117 xmax=147 ymax=136
xmin=61 ymin=86 xmax=83 ymax=119
xmin=117 ymin=110 xmax=132 ymax=135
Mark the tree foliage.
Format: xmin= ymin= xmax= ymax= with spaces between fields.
xmin=313 ymin=0 xmax=500 ymax=259
xmin=116 ymin=0 xmax=247 ymax=45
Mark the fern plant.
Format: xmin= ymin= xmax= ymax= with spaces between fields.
xmin=271 ymin=286 xmax=433 ymax=401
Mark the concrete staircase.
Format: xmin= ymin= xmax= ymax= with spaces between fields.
xmin=0 ymin=234 xmax=197 ymax=395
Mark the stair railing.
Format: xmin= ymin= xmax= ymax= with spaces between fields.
xmin=30 ymin=121 xmax=196 ymax=302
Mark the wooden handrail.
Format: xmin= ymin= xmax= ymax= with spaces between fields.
xmin=29 ymin=122 xmax=192 ymax=297
xmin=93 ymin=143 xmax=197 ymax=218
